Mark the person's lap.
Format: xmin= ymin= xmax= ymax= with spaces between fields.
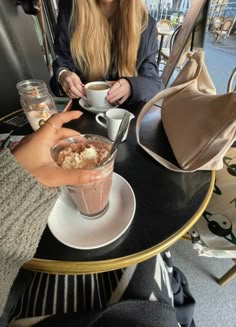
xmin=3 ymin=252 xmax=195 ymax=327
xmin=5 ymin=255 xmax=171 ymax=323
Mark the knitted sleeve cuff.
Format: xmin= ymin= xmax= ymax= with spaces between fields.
xmin=57 ymin=67 xmax=70 ymax=83
xmin=0 ymin=149 xmax=59 ymax=264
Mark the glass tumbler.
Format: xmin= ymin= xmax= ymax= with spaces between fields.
xmin=51 ymin=134 xmax=116 ymax=219
xmin=16 ymin=79 xmax=57 ymax=131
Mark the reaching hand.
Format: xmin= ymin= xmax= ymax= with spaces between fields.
xmin=59 ymin=71 xmax=85 ymax=99
xmin=12 ymin=111 xmax=102 ymax=187
xmin=106 ymin=79 xmax=131 ymax=104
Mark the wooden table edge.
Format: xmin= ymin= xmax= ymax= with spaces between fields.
xmin=23 ymin=170 xmax=215 ymax=275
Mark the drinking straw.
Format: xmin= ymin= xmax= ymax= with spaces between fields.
xmin=63 ymin=99 xmax=72 ymax=112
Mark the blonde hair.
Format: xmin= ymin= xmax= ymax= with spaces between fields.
xmin=70 ymin=0 xmax=148 ymax=81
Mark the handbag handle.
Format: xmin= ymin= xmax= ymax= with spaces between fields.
xmin=227 ymin=68 xmax=236 ymax=93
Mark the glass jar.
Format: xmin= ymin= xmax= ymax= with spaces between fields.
xmin=16 ymin=79 xmax=57 ymax=131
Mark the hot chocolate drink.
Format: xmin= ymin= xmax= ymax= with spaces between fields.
xmin=86 ymin=84 xmax=110 ymax=91
xmin=85 ymin=81 xmax=110 ymax=108
xmin=54 ymin=135 xmax=115 ymax=218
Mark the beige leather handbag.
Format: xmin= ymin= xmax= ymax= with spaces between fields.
xmin=136 ymin=49 xmax=236 ymax=172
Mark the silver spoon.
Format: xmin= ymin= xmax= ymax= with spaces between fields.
xmin=102 ymin=112 xmax=130 ymax=165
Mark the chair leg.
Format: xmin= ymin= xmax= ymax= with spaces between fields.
xmin=218 ymin=261 xmax=236 ymax=286
xmin=182 ymin=233 xmax=191 ymax=241
xmin=214 ymin=33 xmax=221 ymax=43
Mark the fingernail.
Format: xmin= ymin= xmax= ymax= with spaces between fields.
xmin=74 ymin=110 xmax=83 ymax=116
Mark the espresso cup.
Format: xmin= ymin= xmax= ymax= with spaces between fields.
xmin=95 ymin=108 xmax=135 ymax=142
xmin=85 ymin=81 xmax=110 ymax=108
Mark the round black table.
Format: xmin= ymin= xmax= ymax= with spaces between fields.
xmin=0 ymin=102 xmax=214 ymax=274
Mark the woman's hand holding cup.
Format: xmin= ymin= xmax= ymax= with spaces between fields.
xmin=59 ymin=71 xmax=85 ymax=99
xmin=106 ymin=79 xmax=131 ymax=105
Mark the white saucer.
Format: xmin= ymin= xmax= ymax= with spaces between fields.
xmin=79 ymin=98 xmax=117 ymax=114
xmin=48 ymin=173 xmax=136 ymax=249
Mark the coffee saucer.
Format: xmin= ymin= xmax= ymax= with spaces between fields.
xmin=79 ymin=98 xmax=117 ymax=114
xmin=47 ymin=173 xmax=136 ymax=249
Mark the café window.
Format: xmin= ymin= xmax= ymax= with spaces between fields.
xmin=144 ymin=0 xmax=236 ymax=92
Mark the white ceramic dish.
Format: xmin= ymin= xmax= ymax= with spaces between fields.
xmin=48 ymin=173 xmax=136 ymax=249
xmin=79 ymin=98 xmax=117 ymax=114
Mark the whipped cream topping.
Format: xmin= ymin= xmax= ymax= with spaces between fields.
xmin=57 ymin=141 xmax=109 ymax=169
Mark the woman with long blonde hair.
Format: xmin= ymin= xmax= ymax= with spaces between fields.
xmin=51 ymin=0 xmax=161 ymax=105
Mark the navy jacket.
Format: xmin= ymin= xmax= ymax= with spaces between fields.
xmin=50 ymin=0 xmax=162 ymax=103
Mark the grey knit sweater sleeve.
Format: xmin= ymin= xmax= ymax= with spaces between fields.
xmin=0 ymin=149 xmax=58 ymax=316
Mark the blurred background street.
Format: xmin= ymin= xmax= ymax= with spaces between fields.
xmin=204 ymin=31 xmax=236 ymax=93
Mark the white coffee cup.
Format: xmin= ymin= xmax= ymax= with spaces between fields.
xmin=85 ymin=81 xmax=110 ymax=108
xmin=95 ymin=108 xmax=135 ymax=141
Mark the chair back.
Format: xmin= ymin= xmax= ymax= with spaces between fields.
xmin=169 ymin=25 xmax=181 ymax=52
xmin=213 ymin=16 xmax=224 ymax=30
xmin=227 ymin=67 xmax=236 ymax=93
xmin=221 ymin=18 xmax=234 ymax=33
xmin=157 ymin=20 xmax=173 ymax=48
xmin=157 ymin=19 xmax=173 ymax=32
xmin=169 ymin=25 xmax=192 ymax=67
xmin=178 ymin=15 xmax=184 ymax=24
xmin=190 ymin=147 xmax=236 ymax=259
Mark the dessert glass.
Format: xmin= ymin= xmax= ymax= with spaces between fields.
xmin=51 ymin=134 xmax=116 ymax=219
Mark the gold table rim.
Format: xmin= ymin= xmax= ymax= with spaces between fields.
xmin=23 ymin=170 xmax=215 ymax=275
xmin=0 ymin=109 xmax=23 ymax=122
